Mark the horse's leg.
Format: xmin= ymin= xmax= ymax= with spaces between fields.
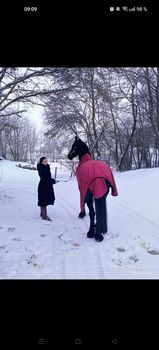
xmin=102 ymin=195 xmax=108 ymax=234
xmin=97 ymin=193 xmax=108 ymax=235
xmin=78 ymin=207 xmax=86 ymax=218
xmin=86 ymin=193 xmax=95 ymax=238
xmin=94 ymin=193 xmax=107 ymax=242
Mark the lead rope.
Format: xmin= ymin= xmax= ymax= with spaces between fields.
xmin=56 ymin=162 xmax=75 ymax=183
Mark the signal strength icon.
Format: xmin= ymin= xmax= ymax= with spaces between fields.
xmin=122 ymin=6 xmax=128 ymax=11
xmin=129 ymin=7 xmax=135 ymax=11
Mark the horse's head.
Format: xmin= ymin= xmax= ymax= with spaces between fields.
xmin=67 ymin=136 xmax=90 ymax=160
xmin=67 ymin=136 xmax=80 ymax=160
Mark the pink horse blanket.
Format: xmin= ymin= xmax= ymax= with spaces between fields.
xmin=76 ymin=154 xmax=118 ymax=212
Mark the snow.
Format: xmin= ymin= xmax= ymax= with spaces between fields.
xmin=1 ymin=160 xmax=159 ymax=279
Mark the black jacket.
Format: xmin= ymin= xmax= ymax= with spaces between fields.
xmin=37 ymin=163 xmax=55 ymax=206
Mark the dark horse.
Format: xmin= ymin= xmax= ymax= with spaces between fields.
xmin=68 ymin=136 xmax=118 ymax=242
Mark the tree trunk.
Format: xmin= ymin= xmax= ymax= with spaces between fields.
xmin=119 ymin=85 xmax=137 ymax=171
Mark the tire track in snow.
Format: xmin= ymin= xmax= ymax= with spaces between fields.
xmin=94 ymin=247 xmax=106 ymax=278
xmin=113 ymin=201 xmax=159 ymax=239
xmin=109 ymin=201 xmax=159 ymax=261
xmin=0 ymin=186 xmax=36 ymax=198
xmin=55 ymin=198 xmax=86 ymax=278
xmin=56 ymin=197 xmax=128 ymax=278
xmin=57 ymin=198 xmax=89 ymax=240
xmin=51 ymin=198 xmax=100 ymax=278
xmin=51 ymin=223 xmax=67 ymax=279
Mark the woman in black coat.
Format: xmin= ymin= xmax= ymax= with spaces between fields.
xmin=37 ymin=157 xmax=56 ymax=221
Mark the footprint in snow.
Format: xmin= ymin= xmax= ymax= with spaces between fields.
xmin=106 ymin=232 xmax=120 ymax=239
xmin=129 ymin=255 xmax=139 ymax=263
xmin=70 ymin=243 xmax=81 ymax=249
xmin=8 ymin=227 xmax=16 ymax=232
xmin=64 ymin=240 xmax=71 ymax=245
xmin=30 ymin=254 xmax=37 ymax=260
xmin=139 ymin=241 xmax=151 ymax=250
xmin=116 ymin=247 xmax=126 ymax=252
xmin=26 ymin=247 xmax=32 ymax=252
xmin=33 ymin=263 xmax=42 ymax=268
xmin=112 ymin=258 xmax=123 ymax=266
xmin=0 ymin=245 xmax=6 ymax=250
xmin=112 ymin=257 xmax=139 ymax=266
xmin=0 ymin=246 xmax=9 ymax=253
xmin=139 ymin=241 xmax=159 ymax=255
xmin=63 ymin=240 xmax=80 ymax=247
xmin=13 ymin=237 xmax=21 ymax=241
xmin=40 ymin=234 xmax=47 ymax=238
xmin=27 ymin=254 xmax=37 ymax=264
xmin=4 ymin=195 xmax=14 ymax=199
xmin=148 ymin=249 xmax=159 ymax=255
xmin=26 ymin=254 xmax=43 ymax=268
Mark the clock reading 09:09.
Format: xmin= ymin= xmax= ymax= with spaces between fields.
xmin=24 ymin=7 xmax=38 ymax=11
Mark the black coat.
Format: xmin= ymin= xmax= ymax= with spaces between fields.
xmin=37 ymin=163 xmax=56 ymax=207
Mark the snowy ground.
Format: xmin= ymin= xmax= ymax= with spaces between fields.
xmin=0 ymin=160 xmax=159 ymax=279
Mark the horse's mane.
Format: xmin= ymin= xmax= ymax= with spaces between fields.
xmin=78 ymin=139 xmax=91 ymax=159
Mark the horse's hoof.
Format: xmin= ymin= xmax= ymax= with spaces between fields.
xmin=78 ymin=210 xmax=86 ymax=218
xmin=87 ymin=231 xmax=95 ymax=238
xmin=95 ymin=234 xmax=104 ymax=242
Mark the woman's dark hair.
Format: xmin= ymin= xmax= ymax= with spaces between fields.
xmin=39 ymin=157 xmax=47 ymax=163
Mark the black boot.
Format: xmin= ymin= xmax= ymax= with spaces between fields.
xmin=41 ymin=207 xmax=47 ymax=219
xmin=41 ymin=207 xmax=52 ymax=221
xmin=45 ymin=217 xmax=52 ymax=221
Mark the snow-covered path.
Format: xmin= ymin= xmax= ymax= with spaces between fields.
xmin=1 ymin=160 xmax=159 ymax=279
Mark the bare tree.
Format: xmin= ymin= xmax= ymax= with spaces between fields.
xmin=1 ymin=116 xmax=38 ymax=162
xmin=1 ymin=67 xmax=159 ymax=172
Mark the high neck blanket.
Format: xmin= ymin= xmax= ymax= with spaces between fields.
xmin=76 ymin=154 xmax=118 ymax=212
